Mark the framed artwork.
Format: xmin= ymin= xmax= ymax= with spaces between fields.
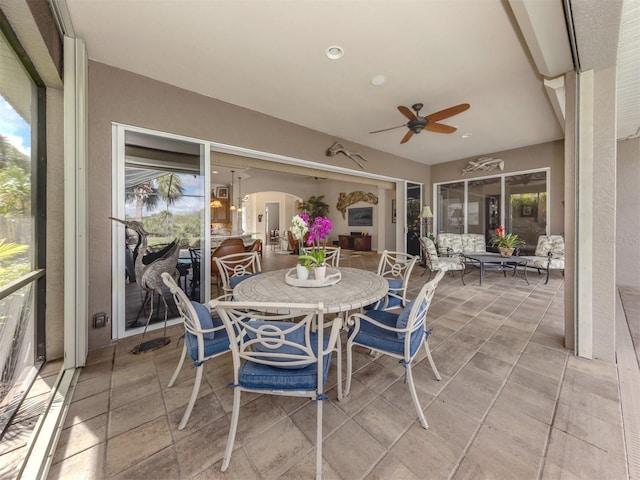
xmin=348 ymin=207 xmax=373 ymax=226
xmin=392 ymin=199 xmax=397 ymax=223
xmin=216 ymin=187 xmax=229 ymax=199
xmin=522 ymin=205 xmax=533 ymax=217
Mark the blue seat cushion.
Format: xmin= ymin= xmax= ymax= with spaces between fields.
xmin=229 ymin=272 xmax=261 ymax=288
xmin=385 ymin=278 xmax=404 ymax=308
xmin=395 ymin=298 xmax=428 ymax=339
xmin=365 ymin=278 xmax=404 ymax=310
xmin=184 ymin=323 xmax=230 ymax=362
xmin=238 ymin=332 xmax=332 ymax=390
xmin=190 ymin=301 xmax=217 ymax=340
xmin=348 ymin=310 xmax=424 ymax=356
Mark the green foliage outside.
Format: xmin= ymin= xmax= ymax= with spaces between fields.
xmin=125 ymin=173 xmax=185 ymax=223
xmin=128 ymin=211 xmax=203 ymax=249
xmin=124 ymin=172 xmax=205 ymax=249
xmin=0 ymin=135 xmax=32 ymax=287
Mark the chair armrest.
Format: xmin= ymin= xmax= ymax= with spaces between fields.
xmin=197 ymin=324 xmax=227 ymax=336
xmin=346 ymin=312 xmax=400 ymax=333
xmin=323 ymin=317 xmax=343 ymax=355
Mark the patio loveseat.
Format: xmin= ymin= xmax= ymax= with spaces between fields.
xmin=435 ymin=233 xmax=487 ymax=256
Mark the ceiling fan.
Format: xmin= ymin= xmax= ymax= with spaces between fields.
xmin=370 ymin=103 xmax=470 ymax=144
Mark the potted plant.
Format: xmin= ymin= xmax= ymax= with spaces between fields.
xmin=297 ymin=195 xmax=330 ymax=223
xmin=490 ymin=226 xmax=524 ymax=257
xmin=289 ymin=214 xmax=311 ymax=279
xmin=289 ymin=214 xmax=333 ymax=281
xmin=302 ymin=216 xmax=332 ymax=281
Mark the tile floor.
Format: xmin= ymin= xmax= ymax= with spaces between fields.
xmin=6 ymin=249 xmax=635 ymax=479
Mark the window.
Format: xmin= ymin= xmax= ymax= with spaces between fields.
xmin=437 ymin=182 xmax=465 ymax=234
xmin=435 ymin=169 xmax=548 ymax=250
xmin=0 ymin=24 xmax=45 ymax=433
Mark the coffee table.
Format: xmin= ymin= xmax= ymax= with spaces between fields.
xmin=462 ymin=253 xmax=533 ymax=285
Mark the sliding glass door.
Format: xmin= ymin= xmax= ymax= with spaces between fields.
xmin=435 ymin=169 xmax=549 ymax=251
xmin=406 ymin=182 xmax=421 ymax=256
xmin=112 ymin=126 xmax=210 ymax=339
xmin=437 ymin=182 xmax=464 ymax=234
xmin=504 ymin=172 xmax=547 ymax=248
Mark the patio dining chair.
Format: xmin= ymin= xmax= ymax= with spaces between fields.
xmin=419 ymin=236 xmax=465 ymax=283
xmin=300 ymin=245 xmax=341 ymax=267
xmin=211 ymin=240 xmax=246 ymax=293
xmin=213 ymin=251 xmax=262 ymax=296
xmin=368 ymin=250 xmax=418 ymax=311
xmin=212 ymin=299 xmax=342 ymax=480
xmin=161 ymin=272 xmax=231 ymax=430
xmin=345 ymin=269 xmax=445 ymax=429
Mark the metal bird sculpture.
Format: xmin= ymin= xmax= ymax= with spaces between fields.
xmin=110 ymin=217 xmax=181 ymax=353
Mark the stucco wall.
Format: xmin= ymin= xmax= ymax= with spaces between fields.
xmin=591 ymin=67 xmax=617 ymax=362
xmin=616 ymin=137 xmax=640 ymax=288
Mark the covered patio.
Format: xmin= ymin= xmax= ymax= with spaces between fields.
xmin=39 ymin=251 xmax=630 ymax=479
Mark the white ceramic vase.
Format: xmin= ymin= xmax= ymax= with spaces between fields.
xmin=313 ymin=265 xmax=327 ymax=282
xmin=296 ymin=263 xmax=310 ymax=280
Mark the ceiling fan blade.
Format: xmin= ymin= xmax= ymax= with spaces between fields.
xmin=369 ymin=125 xmax=406 ymax=134
xmin=398 ymin=105 xmax=418 ymax=121
xmin=400 ymin=130 xmax=415 ymax=144
xmin=425 ymin=122 xmax=457 ymax=134
xmin=426 ymin=103 xmax=470 ymax=123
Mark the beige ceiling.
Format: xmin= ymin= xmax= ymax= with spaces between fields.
xmin=63 ymin=0 xmax=639 ymax=166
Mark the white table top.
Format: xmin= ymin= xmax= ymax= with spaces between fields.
xmin=233 ymin=267 xmax=388 ymax=314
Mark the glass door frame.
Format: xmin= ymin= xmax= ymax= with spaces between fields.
xmin=432 ymin=167 xmax=550 ymax=238
xmin=111 ymin=124 xmax=211 ymax=339
xmin=113 ymin=125 xmax=411 ymax=338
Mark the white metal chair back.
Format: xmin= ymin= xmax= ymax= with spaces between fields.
xmin=375 ymin=250 xmax=418 ymax=310
xmin=213 ymin=251 xmax=262 ymax=294
xmin=212 ymin=299 xmax=342 ymax=480
xmin=301 ymin=245 xmax=341 ymax=267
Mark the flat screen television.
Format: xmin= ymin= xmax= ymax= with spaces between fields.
xmin=348 ymin=207 xmax=373 ymax=227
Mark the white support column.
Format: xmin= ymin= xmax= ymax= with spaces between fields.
xmin=574 ymin=67 xmax=618 ymax=361
xmin=575 ymin=70 xmax=594 ymax=358
xmin=63 ymin=36 xmax=88 ymax=369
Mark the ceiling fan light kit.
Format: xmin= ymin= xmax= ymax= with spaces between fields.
xmin=370 ymin=102 xmax=470 ymax=143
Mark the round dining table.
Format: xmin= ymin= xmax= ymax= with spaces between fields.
xmin=232 ymin=267 xmax=388 ymax=314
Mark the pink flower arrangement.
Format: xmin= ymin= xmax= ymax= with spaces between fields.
xmin=292 ymin=215 xmax=333 ymax=268
xmin=306 ymin=216 xmax=332 ymax=248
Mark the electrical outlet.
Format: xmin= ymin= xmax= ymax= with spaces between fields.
xmin=93 ymin=312 xmax=108 ymax=328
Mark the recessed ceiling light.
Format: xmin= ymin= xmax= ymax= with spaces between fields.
xmin=462 ymin=133 xmax=473 ymax=138
xmin=326 ymin=46 xmax=344 ymax=60
xmin=370 ymin=75 xmax=386 ymax=86
xmin=212 ymin=170 xmax=218 ymax=174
